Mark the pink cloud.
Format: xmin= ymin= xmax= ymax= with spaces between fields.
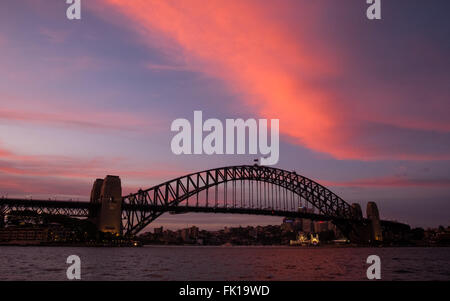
xmin=0 ymin=174 xmax=91 ymax=200
xmin=39 ymin=27 xmax=69 ymax=44
xmin=323 ymin=177 xmax=450 ymax=188
xmin=146 ymin=62 xmax=191 ymax=72
xmin=0 ymin=144 xmax=182 ymax=180
xmin=0 ymin=143 xmax=189 ymax=198
xmin=0 ymin=106 xmax=163 ymax=133
xmin=98 ymin=0 xmax=450 ymax=161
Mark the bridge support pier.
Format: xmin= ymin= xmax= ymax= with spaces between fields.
xmin=89 ymin=175 xmax=122 ymax=235
xmin=351 ymin=203 xmax=363 ymax=220
xmin=367 ymin=202 xmax=383 ymax=243
xmin=89 ymin=179 xmax=104 ymax=225
xmin=345 ymin=203 xmax=369 ymax=243
xmin=339 ymin=202 xmax=383 ymax=244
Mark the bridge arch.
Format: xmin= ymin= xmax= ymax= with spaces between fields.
xmin=122 ymin=165 xmax=355 ymax=235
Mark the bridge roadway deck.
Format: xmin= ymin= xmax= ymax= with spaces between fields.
xmin=1 ymin=198 xmax=406 ymax=228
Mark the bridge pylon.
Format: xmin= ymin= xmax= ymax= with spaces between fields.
xmin=89 ymin=175 xmax=122 ymax=234
xmin=340 ymin=201 xmax=384 ymax=244
xmin=367 ymin=202 xmax=383 ymax=242
xmin=351 ymin=203 xmax=363 ymax=220
xmin=89 ymin=178 xmax=103 ymax=223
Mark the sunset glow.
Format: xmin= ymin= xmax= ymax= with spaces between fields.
xmin=0 ymin=0 xmax=449 ymax=228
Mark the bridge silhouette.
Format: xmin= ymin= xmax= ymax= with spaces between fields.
xmin=0 ymin=165 xmax=402 ymax=242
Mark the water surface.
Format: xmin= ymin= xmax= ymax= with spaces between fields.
xmin=0 ymin=246 xmax=449 ymax=281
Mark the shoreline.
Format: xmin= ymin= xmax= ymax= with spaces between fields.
xmin=1 ymin=242 xmax=448 ymax=248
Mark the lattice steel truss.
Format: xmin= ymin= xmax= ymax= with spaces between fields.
xmin=0 ymin=199 xmax=91 ymax=217
xmin=122 ymin=165 xmax=355 ymax=235
xmin=0 ymin=165 xmax=363 ymax=237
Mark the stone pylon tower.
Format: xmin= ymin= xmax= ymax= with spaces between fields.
xmin=89 ymin=176 xmax=122 ymax=234
xmin=347 ymin=203 xmax=371 ymax=243
xmin=351 ymin=203 xmax=363 ymax=220
xmin=367 ymin=202 xmax=383 ymax=242
xmin=89 ymin=178 xmax=104 ymax=223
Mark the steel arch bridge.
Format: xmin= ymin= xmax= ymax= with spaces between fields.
xmin=0 ymin=165 xmax=367 ymax=238
xmin=121 ymin=165 xmax=357 ymax=236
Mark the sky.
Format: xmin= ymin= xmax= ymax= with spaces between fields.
xmin=0 ymin=0 xmax=449 ymax=230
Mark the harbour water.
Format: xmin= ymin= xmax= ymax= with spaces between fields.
xmin=0 ymin=246 xmax=449 ymax=281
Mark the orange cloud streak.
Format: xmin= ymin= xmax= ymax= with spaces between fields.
xmin=0 ymin=107 xmax=161 ymax=132
xmin=0 ymin=144 xmax=187 ymax=193
xmin=322 ymin=177 xmax=450 ymax=188
xmin=97 ymin=0 xmax=450 ymax=161
xmin=101 ymin=0 xmax=348 ymax=156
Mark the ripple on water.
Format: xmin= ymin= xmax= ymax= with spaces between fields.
xmin=0 ymin=246 xmax=449 ymax=280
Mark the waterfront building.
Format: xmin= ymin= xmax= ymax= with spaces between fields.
xmin=154 ymin=227 xmax=163 ymax=234
xmin=314 ymin=221 xmax=329 ymax=233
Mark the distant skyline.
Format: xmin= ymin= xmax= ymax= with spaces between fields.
xmin=1 ymin=0 xmax=449 ymax=229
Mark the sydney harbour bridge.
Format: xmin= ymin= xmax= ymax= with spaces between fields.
xmin=0 ymin=165 xmax=405 ymax=243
